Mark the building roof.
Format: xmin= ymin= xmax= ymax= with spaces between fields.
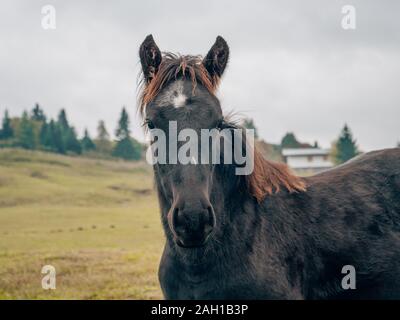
xmin=282 ymin=148 xmax=330 ymax=157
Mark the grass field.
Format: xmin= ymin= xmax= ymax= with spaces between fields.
xmin=0 ymin=148 xmax=164 ymax=299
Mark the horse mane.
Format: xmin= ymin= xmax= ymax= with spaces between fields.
xmin=245 ymin=147 xmax=306 ymax=202
xmin=138 ymin=53 xmax=220 ymax=117
xmin=137 ymin=52 xmax=306 ymax=201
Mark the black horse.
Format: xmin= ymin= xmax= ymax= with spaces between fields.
xmin=138 ymin=35 xmax=400 ymax=299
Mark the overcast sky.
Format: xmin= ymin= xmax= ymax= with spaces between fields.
xmin=1 ymin=0 xmax=399 ymax=150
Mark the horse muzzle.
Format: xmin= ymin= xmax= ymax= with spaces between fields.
xmin=168 ymin=204 xmax=216 ymax=248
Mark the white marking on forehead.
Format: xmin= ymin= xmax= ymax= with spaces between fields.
xmin=157 ymin=80 xmax=187 ymax=108
xmin=173 ymin=93 xmax=186 ymax=108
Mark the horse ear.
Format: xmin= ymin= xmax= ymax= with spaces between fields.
xmin=139 ymin=34 xmax=162 ymax=83
xmin=203 ymin=36 xmax=229 ymax=79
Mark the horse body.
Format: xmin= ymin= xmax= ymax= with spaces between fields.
xmin=159 ymin=148 xmax=400 ymax=299
xmin=138 ymin=34 xmax=400 ymax=299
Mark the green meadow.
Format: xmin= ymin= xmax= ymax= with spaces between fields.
xmin=0 ymin=149 xmax=164 ymax=299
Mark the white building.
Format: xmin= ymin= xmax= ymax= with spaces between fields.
xmin=282 ymin=148 xmax=334 ymax=173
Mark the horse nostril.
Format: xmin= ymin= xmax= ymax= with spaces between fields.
xmin=207 ymin=206 xmax=216 ymax=228
xmin=171 ymin=204 xmax=215 ymax=246
xmin=172 ymin=208 xmax=184 ymax=232
xmin=204 ymin=206 xmax=215 ymax=237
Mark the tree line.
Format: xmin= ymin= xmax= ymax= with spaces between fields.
xmin=1 ymin=106 xmax=394 ymax=165
xmin=241 ymin=117 xmax=363 ymax=164
xmin=280 ymin=124 xmax=359 ymax=164
xmin=0 ymin=104 xmax=143 ymax=160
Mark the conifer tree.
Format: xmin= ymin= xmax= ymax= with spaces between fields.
xmin=335 ymin=124 xmax=358 ymax=164
xmin=115 ymin=107 xmax=130 ymax=139
xmin=18 ymin=111 xmax=35 ymax=149
xmin=31 ymin=103 xmax=46 ymax=122
xmin=95 ymin=120 xmax=112 ymax=154
xmin=39 ymin=121 xmax=51 ymax=149
xmin=64 ymin=127 xmax=82 ymax=154
xmin=0 ymin=110 xmax=13 ymax=139
xmin=81 ymin=129 xmax=96 ymax=152
xmin=55 ymin=109 xmax=82 ymax=154
xmin=242 ymin=118 xmax=259 ymax=139
xmin=97 ymin=120 xmax=110 ymax=141
xmin=281 ymin=132 xmax=301 ymax=149
xmin=112 ymin=107 xmax=141 ymax=160
xmin=113 ymin=137 xmax=138 ymax=160
xmin=57 ymin=109 xmax=69 ymax=130
xmin=45 ymin=120 xmax=65 ymax=154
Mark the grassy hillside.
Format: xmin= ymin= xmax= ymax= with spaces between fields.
xmin=0 ymin=149 xmax=164 ymax=299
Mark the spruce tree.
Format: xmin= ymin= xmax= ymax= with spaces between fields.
xmin=335 ymin=124 xmax=358 ymax=164
xmin=95 ymin=120 xmax=112 ymax=154
xmin=46 ymin=120 xmax=65 ymax=154
xmin=39 ymin=121 xmax=51 ymax=149
xmin=130 ymin=137 xmax=143 ymax=160
xmin=281 ymin=132 xmax=301 ymax=149
xmin=0 ymin=110 xmax=13 ymax=139
xmin=64 ymin=127 xmax=82 ymax=154
xmin=81 ymin=129 xmax=96 ymax=152
xmin=18 ymin=111 xmax=35 ymax=149
xmin=113 ymin=107 xmax=141 ymax=160
xmin=31 ymin=103 xmax=46 ymax=122
xmin=113 ymin=137 xmax=139 ymax=160
xmin=58 ymin=109 xmax=69 ymax=130
xmin=242 ymin=118 xmax=259 ymax=139
xmin=55 ymin=109 xmax=81 ymax=154
xmin=97 ymin=120 xmax=110 ymax=141
xmin=115 ymin=107 xmax=130 ymax=139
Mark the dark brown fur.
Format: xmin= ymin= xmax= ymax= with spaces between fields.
xmin=138 ymin=35 xmax=400 ymax=300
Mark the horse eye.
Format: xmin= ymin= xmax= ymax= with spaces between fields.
xmin=216 ymin=119 xmax=225 ymax=130
xmin=145 ymin=119 xmax=155 ymax=129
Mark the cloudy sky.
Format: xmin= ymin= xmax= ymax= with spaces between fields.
xmin=1 ymin=0 xmax=399 ymax=150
